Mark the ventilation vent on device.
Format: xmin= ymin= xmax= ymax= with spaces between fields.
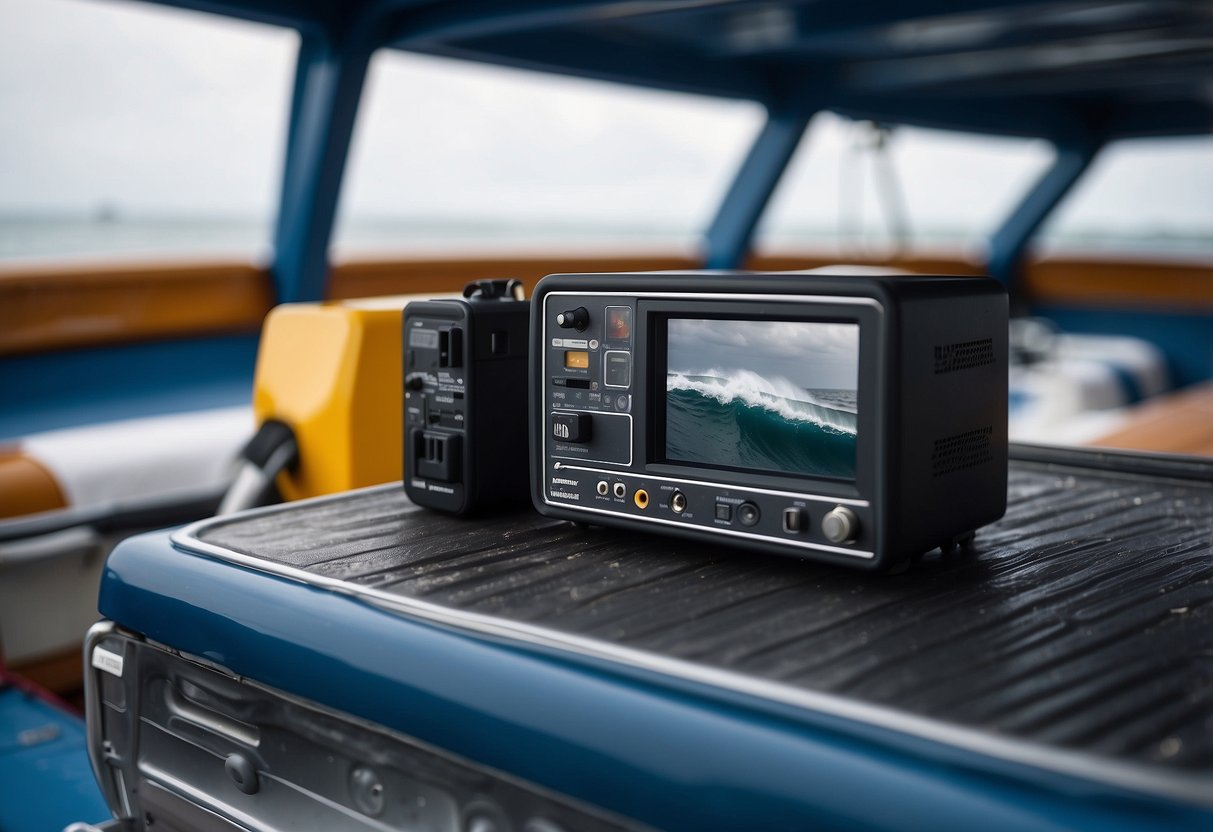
xmin=934 ymin=338 xmax=994 ymax=374
xmin=932 ymin=427 xmax=993 ymax=477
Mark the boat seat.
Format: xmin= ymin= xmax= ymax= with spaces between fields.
xmin=0 ymin=406 xmax=251 ymax=669
xmin=1010 ymin=330 xmax=1172 ymax=445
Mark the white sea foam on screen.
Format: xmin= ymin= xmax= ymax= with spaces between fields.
xmin=667 ymin=369 xmax=857 ymax=434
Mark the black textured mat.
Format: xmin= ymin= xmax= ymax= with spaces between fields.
xmin=192 ymin=450 xmax=1213 ymax=776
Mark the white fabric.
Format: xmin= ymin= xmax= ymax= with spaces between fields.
xmin=21 ymin=406 xmax=253 ymax=509
xmin=1009 ymin=333 xmax=1170 ymax=445
xmin=1050 ymin=333 xmax=1170 ymax=399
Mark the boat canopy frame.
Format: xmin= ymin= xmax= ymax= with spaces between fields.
xmin=147 ymin=0 xmax=1211 ymax=303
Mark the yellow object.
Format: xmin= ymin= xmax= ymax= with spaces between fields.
xmin=253 ymin=297 xmax=406 ymax=501
xmin=564 ymin=350 xmax=590 ymax=369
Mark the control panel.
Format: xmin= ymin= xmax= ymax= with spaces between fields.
xmin=545 ymin=464 xmax=875 ymax=558
xmin=533 ymin=272 xmax=1008 ymax=570
xmin=405 ymin=285 xmax=530 ymax=515
xmin=545 ymin=299 xmax=635 ymax=467
xmin=539 ymin=292 xmax=875 ymax=561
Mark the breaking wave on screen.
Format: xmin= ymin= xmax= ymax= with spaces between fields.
xmin=667 ymin=371 xmax=856 ymax=434
xmin=666 ymin=370 xmax=858 ymax=478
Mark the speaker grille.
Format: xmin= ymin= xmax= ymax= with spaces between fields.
xmin=932 ymin=426 xmax=994 ymax=476
xmin=934 ymin=338 xmax=994 ymax=374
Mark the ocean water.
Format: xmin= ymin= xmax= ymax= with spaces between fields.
xmin=1 ymin=215 xmax=1208 ymax=263
xmin=0 ymin=215 xmax=700 ymax=261
xmin=666 ymin=372 xmax=858 ymax=478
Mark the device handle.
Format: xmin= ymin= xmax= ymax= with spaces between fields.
xmin=462 ymin=278 xmax=525 ymax=301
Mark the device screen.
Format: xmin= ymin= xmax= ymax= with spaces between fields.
xmin=664 ymin=318 xmax=859 ymax=479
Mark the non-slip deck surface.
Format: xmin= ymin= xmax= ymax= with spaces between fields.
xmin=194 ymin=454 xmax=1213 ymax=776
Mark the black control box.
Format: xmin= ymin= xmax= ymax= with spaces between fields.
xmin=404 ymin=280 xmax=530 ymax=514
xmin=530 ymin=271 xmax=1009 ymax=570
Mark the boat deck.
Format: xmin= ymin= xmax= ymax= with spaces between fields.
xmin=178 ymin=447 xmax=1213 ymax=803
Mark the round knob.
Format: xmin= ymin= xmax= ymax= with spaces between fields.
xmin=350 ymin=767 xmax=385 ymax=816
xmin=405 ymin=373 xmax=425 ymax=391
xmin=225 ymin=752 xmax=259 ymax=795
xmin=464 ymin=798 xmax=509 ymax=832
xmin=556 ymin=307 xmax=589 ymax=330
xmin=821 ymin=506 xmax=859 ymax=544
xmin=737 ymin=502 xmax=760 ymax=527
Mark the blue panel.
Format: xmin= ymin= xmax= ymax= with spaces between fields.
xmin=135 ymin=1 xmax=1213 ymax=139
xmin=98 ymin=531 xmax=1211 ymax=831
xmin=414 ymin=32 xmax=769 ymax=102
xmin=0 ymin=335 xmax=257 ymax=441
xmin=1032 ymin=306 xmax=1213 ymax=389
xmin=0 ymin=687 xmax=111 ymax=830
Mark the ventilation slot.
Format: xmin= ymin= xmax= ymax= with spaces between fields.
xmin=934 ymin=338 xmax=994 ymax=374
xmin=932 ymin=427 xmax=993 ymax=477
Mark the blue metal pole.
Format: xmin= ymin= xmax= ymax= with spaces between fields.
xmin=987 ymin=142 xmax=1101 ymax=300
xmin=271 ymin=28 xmax=373 ymax=303
xmin=272 ymin=29 xmax=320 ymax=253
xmin=704 ymin=112 xmax=812 ymax=270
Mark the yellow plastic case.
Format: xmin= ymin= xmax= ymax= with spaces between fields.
xmin=253 ymin=297 xmax=407 ymax=500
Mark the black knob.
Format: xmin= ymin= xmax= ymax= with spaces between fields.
xmin=225 ymin=752 xmax=259 ymax=795
xmin=556 ymin=307 xmax=589 ymax=330
xmin=405 ymin=373 xmax=425 ymax=391
xmin=737 ymin=502 xmax=760 ymax=527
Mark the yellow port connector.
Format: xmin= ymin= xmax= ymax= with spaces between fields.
xmin=633 ymin=489 xmax=649 ymax=509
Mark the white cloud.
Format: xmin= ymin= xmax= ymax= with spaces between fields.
xmin=0 ymin=0 xmax=1208 ymax=260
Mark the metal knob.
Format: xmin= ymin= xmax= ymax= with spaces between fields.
xmin=556 ymin=307 xmax=589 ymax=330
xmin=821 ymin=506 xmax=859 ymax=544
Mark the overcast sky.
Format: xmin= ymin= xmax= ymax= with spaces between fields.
xmin=668 ymin=319 xmax=859 ymax=391
xmin=1 ymin=0 xmax=1210 ymax=250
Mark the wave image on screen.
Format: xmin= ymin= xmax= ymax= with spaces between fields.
xmin=665 ymin=319 xmax=858 ymax=478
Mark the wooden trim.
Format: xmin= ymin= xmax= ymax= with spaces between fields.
xmin=1089 ymin=381 xmax=1213 ymax=457
xmin=749 ymin=252 xmax=986 ymax=275
xmin=0 ymin=261 xmax=274 ymax=357
xmin=1 ymin=251 xmax=1207 ymax=358
xmin=1022 ymin=255 xmax=1213 ymax=311
xmin=0 ymin=447 xmax=68 ymax=518
xmin=327 ymin=251 xmax=989 ymax=299
xmin=327 ymin=254 xmax=702 ymax=299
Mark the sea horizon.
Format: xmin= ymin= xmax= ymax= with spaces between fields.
xmin=1 ymin=212 xmax=1209 ymax=263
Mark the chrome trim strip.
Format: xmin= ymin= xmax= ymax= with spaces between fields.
xmin=543 ymin=290 xmax=884 ymax=306
xmin=84 ymin=620 xmax=127 ymax=818
xmin=171 ymin=491 xmax=1213 ymax=810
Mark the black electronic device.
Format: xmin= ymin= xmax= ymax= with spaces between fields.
xmin=404 ymin=279 xmax=530 ymax=514
xmin=530 ymin=271 xmax=1009 ymax=570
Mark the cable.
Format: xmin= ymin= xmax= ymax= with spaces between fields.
xmin=217 ymin=420 xmax=299 ymax=515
